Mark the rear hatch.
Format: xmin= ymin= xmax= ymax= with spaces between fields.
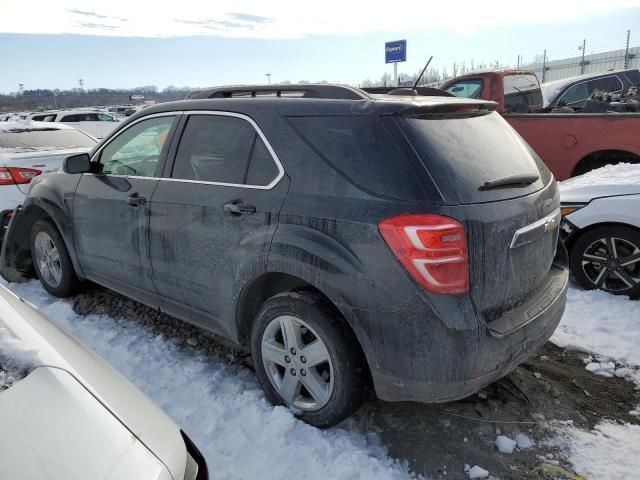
xmin=398 ymin=108 xmax=560 ymax=325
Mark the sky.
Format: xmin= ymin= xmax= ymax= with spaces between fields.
xmin=0 ymin=0 xmax=639 ymax=93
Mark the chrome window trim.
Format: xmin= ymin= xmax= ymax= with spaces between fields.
xmin=556 ymin=75 xmax=623 ymax=106
xmin=89 ymin=110 xmax=284 ymax=190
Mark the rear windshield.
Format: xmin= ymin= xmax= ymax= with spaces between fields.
xmin=289 ymin=116 xmax=427 ymax=200
xmin=403 ymin=112 xmax=550 ymax=204
xmin=0 ymin=128 xmax=96 ymax=151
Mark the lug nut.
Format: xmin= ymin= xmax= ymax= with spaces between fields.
xmin=300 ymin=369 xmax=306 ymax=376
xmin=284 ymin=355 xmax=291 ymax=363
xmin=290 ymin=368 xmax=297 ymax=376
xmin=300 ymin=356 xmax=306 ymax=364
xmin=290 ymin=348 xmax=296 ymax=355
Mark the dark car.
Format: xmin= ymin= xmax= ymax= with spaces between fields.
xmin=1 ymin=85 xmax=568 ymax=428
xmin=542 ymin=69 xmax=640 ymax=108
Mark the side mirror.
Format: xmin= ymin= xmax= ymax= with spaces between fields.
xmin=63 ymin=153 xmax=91 ymax=174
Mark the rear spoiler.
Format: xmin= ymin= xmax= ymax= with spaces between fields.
xmin=379 ymin=100 xmax=498 ymax=117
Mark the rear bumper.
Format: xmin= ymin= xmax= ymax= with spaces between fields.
xmin=347 ymin=244 xmax=569 ymax=404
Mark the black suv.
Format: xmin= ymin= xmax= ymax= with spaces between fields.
xmin=1 ymin=85 xmax=568 ymax=427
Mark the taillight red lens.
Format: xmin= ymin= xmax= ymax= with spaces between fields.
xmin=0 ymin=167 xmax=42 ymax=186
xmin=379 ymin=214 xmax=469 ymax=294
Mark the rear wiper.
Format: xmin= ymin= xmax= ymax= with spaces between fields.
xmin=479 ymin=173 xmax=540 ymax=191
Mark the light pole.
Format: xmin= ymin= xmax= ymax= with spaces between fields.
xmin=265 ymin=73 xmax=271 ymax=85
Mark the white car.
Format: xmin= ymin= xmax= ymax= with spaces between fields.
xmin=0 ymin=121 xmax=97 ymax=235
xmin=25 ymin=110 xmax=121 ymax=139
xmin=560 ymin=163 xmax=640 ymax=297
xmin=0 ymin=284 xmax=207 ymax=480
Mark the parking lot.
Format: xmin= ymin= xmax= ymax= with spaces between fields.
xmin=3 ymin=277 xmax=638 ymax=480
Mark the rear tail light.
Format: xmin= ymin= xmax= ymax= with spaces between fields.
xmin=0 ymin=167 xmax=42 ymax=186
xmin=379 ymin=214 xmax=469 ymax=294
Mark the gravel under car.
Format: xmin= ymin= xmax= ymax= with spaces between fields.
xmin=0 ymin=85 xmax=569 ymax=427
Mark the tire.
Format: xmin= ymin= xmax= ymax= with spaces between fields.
xmin=30 ymin=219 xmax=78 ymax=297
xmin=250 ymin=291 xmax=369 ymax=428
xmin=569 ymin=225 xmax=640 ymax=299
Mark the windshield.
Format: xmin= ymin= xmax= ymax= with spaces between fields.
xmin=0 ymin=128 xmax=96 ymax=151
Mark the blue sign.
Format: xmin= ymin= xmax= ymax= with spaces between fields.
xmin=385 ymin=40 xmax=406 ymax=64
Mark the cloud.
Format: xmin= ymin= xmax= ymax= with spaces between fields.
xmin=0 ymin=0 xmax=638 ymax=39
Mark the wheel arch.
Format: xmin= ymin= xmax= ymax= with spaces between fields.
xmin=565 ymin=221 xmax=640 ymax=253
xmin=235 ymin=271 xmax=374 ymax=389
xmin=571 ymin=150 xmax=640 ymax=177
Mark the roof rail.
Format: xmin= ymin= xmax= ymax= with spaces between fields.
xmin=187 ymin=84 xmax=370 ymax=101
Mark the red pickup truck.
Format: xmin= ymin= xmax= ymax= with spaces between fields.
xmin=441 ymin=70 xmax=640 ymax=180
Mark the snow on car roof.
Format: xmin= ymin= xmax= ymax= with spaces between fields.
xmin=0 ymin=120 xmax=74 ymax=133
xmin=560 ymin=163 xmax=640 ymax=188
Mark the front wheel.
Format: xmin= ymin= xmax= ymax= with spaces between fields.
xmin=569 ymin=225 xmax=640 ymax=298
xmin=250 ymin=291 xmax=369 ymax=428
xmin=30 ymin=219 xmax=78 ymax=297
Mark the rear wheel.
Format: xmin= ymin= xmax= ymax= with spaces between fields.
xmin=569 ymin=225 xmax=640 ymax=298
xmin=30 ymin=219 xmax=78 ymax=297
xmin=250 ymin=291 xmax=368 ymax=428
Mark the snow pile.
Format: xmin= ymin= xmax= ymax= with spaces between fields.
xmin=494 ymin=435 xmax=516 ymax=454
xmin=559 ymin=163 xmax=640 ymax=188
xmin=515 ymin=434 xmax=534 ymax=449
xmin=2 ymin=280 xmax=417 ymax=480
xmin=549 ymin=422 xmax=640 ymax=480
xmin=464 ymin=464 xmax=489 ymax=479
xmin=552 ymin=288 xmax=640 ymax=368
xmin=0 ymin=320 xmax=40 ymax=391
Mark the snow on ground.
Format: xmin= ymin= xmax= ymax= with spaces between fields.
xmin=559 ymin=163 xmax=640 ymax=188
xmin=548 ymin=422 xmax=640 ymax=480
xmin=549 ymin=287 xmax=640 ymax=479
xmin=0 ymin=307 xmax=40 ymax=390
xmin=0 ymin=280 xmax=418 ymax=480
xmin=552 ymin=288 xmax=640 ymax=368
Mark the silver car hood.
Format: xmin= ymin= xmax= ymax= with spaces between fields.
xmin=560 ymin=183 xmax=640 ymax=203
xmin=0 ymin=287 xmax=187 ymax=480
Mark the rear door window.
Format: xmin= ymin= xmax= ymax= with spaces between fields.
xmin=171 ymin=114 xmax=279 ymax=186
xmin=587 ymin=76 xmax=623 ymax=94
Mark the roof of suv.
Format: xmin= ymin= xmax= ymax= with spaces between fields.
xmin=134 ymin=84 xmax=497 ymax=118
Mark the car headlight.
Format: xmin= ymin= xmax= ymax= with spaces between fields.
xmin=560 ymin=204 xmax=585 ymax=217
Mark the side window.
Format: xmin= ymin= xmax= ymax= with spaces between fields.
xmin=100 ymin=116 xmax=175 ymax=177
xmin=172 ymin=115 xmax=258 ymax=184
xmin=61 ymin=114 xmax=79 ymax=122
xmin=246 ymin=137 xmax=279 ymax=186
xmin=588 ymin=76 xmax=623 ymax=94
xmin=98 ymin=113 xmax=115 ymax=122
xmin=559 ymin=83 xmax=588 ymax=105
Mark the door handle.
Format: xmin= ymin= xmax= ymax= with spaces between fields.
xmin=223 ymin=200 xmax=256 ymax=216
xmin=126 ymin=192 xmax=146 ymax=206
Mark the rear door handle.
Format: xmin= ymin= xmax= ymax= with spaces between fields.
xmin=223 ymin=200 xmax=256 ymax=216
xmin=127 ymin=192 xmax=146 ymax=206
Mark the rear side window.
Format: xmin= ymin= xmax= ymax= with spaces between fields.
xmin=172 ymin=114 xmax=279 ymax=186
xmin=587 ymin=76 xmax=623 ymax=94
xmin=503 ymin=74 xmax=543 ymax=112
xmin=625 ymin=70 xmax=640 ymax=86
xmin=289 ymin=116 xmax=426 ymax=200
xmin=403 ymin=112 xmax=549 ymax=204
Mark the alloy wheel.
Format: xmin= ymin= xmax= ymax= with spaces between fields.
xmin=261 ymin=315 xmax=334 ymax=411
xmin=581 ymin=236 xmax=640 ymax=292
xmin=34 ymin=231 xmax=63 ymax=288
